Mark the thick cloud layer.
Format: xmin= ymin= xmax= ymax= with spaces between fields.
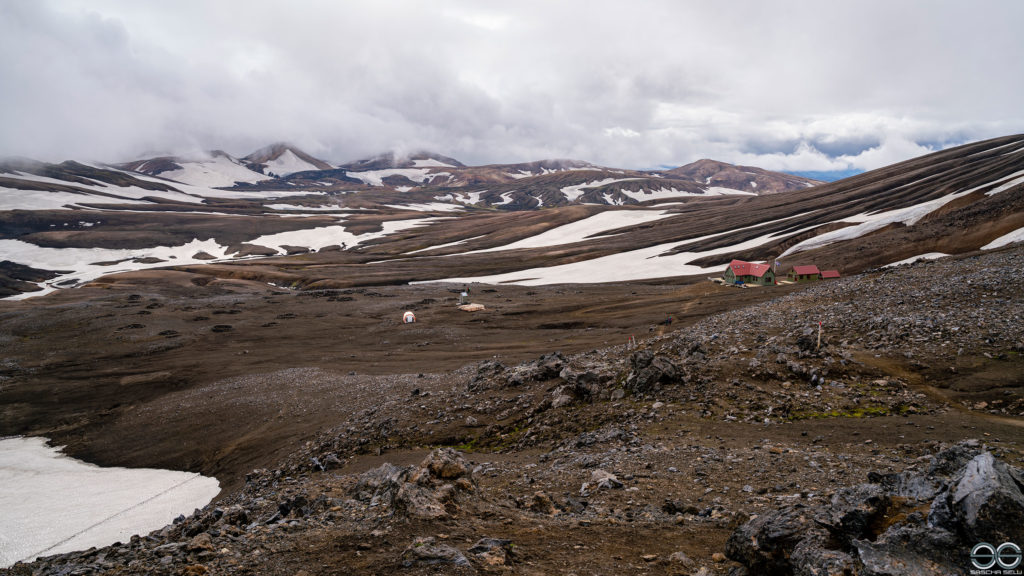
xmin=1 ymin=0 xmax=1021 ymax=171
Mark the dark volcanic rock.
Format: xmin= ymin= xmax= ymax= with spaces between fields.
xmin=352 ymin=448 xmax=475 ymax=519
xmin=626 ymin=349 xmax=683 ymax=395
xmin=726 ymin=441 xmax=1023 ymax=575
xmin=400 ymin=536 xmax=471 ymax=568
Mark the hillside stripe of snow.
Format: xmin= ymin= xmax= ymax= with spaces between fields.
xmin=560 ymin=178 xmax=643 ymax=202
xmin=0 ymin=189 xmax=152 ymax=211
xmin=779 ymin=188 xmax=976 ymax=257
xmin=427 ymin=212 xmax=816 ymax=286
xmin=384 ymin=203 xmax=465 ymax=212
xmin=983 ymin=169 xmax=1024 ymax=196
xmin=704 ymin=187 xmax=757 ymax=196
xmin=431 ymin=227 xmax=794 ymax=286
xmin=465 ymin=210 xmax=674 ymax=254
xmin=883 ymin=253 xmax=949 ymax=267
xmin=406 ymin=235 xmax=487 ymax=254
xmin=981 ymin=226 xmax=1024 ymax=250
xmin=265 ymin=204 xmax=342 ymax=211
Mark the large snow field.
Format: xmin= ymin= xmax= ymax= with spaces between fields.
xmin=430 ymin=214 xmax=814 ymax=286
xmin=0 ymin=238 xmax=237 ymax=299
xmin=346 ymin=168 xmax=450 ymax=187
xmin=560 ymin=178 xmax=643 ymax=202
xmin=463 ymin=209 xmax=675 ymax=255
xmin=0 ymin=437 xmax=219 ymax=568
xmin=247 ymin=217 xmax=440 ymax=254
xmin=779 ymin=188 xmax=976 ymax=257
xmin=158 ymin=155 xmax=268 ymax=188
xmin=262 ymin=149 xmax=327 ymax=177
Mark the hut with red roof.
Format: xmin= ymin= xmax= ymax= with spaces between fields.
xmin=723 ymin=259 xmax=776 ymax=286
xmin=786 ymin=265 xmax=822 ymax=282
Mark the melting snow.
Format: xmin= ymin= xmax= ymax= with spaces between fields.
xmin=560 ymin=178 xmax=643 ymax=202
xmin=265 ymin=204 xmax=341 ymax=211
xmin=981 ymin=227 xmax=1024 ymax=250
xmin=780 ymin=188 xmax=976 ymax=257
xmin=346 ymin=168 xmax=449 ymax=187
xmin=0 ymin=437 xmax=219 ymax=568
xmin=249 ymin=217 xmax=438 ymax=254
xmin=262 ymin=149 xmax=325 ymax=177
xmin=0 ymin=238 xmax=235 ymax=298
xmin=411 ymin=158 xmax=455 ymax=168
xmin=159 ymin=155 xmax=268 ymax=188
xmin=884 ymin=253 xmax=949 ymax=267
xmin=464 ymin=210 xmax=675 ymax=254
xmin=384 ymin=203 xmax=465 ymax=212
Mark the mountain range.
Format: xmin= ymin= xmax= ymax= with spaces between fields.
xmin=0 ymin=135 xmax=1022 ymax=298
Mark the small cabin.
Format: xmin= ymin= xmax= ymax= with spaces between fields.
xmin=786 ymin=265 xmax=821 ymax=282
xmin=821 ymin=270 xmax=841 ymax=279
xmin=723 ymin=259 xmax=776 ymax=286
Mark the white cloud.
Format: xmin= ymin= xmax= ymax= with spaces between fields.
xmin=0 ymin=0 xmax=1022 ymax=171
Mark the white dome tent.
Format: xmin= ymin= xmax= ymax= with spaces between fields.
xmin=402 ymin=311 xmax=416 ymax=323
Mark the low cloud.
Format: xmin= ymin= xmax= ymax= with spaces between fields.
xmin=1 ymin=1 xmax=1021 ymax=172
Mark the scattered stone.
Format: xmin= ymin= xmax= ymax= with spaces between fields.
xmin=468 ymin=538 xmax=514 ymax=566
xmin=400 ymin=536 xmax=470 ymax=568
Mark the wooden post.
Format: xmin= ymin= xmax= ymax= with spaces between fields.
xmin=817 ymin=321 xmax=822 ymax=350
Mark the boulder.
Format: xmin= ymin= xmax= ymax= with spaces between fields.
xmin=726 ymin=442 xmax=1024 ymax=575
xmin=400 ymin=536 xmax=471 ymax=568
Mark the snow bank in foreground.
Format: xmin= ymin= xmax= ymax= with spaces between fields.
xmin=0 ymin=437 xmax=219 ymax=568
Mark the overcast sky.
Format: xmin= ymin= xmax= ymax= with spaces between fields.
xmin=2 ymin=1 xmax=1022 ymax=171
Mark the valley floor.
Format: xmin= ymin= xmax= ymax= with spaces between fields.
xmin=1 ymin=245 xmax=1022 ymax=575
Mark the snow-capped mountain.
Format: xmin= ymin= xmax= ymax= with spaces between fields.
xmin=243 ymin=143 xmax=333 ymax=177
xmin=120 ymin=151 xmax=269 ymax=188
xmin=2 ymin=134 xmax=1023 ymax=299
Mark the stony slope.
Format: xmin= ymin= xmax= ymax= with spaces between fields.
xmin=5 ymin=241 xmax=1021 ymax=575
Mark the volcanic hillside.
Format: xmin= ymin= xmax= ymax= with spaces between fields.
xmin=162 ymin=134 xmax=1024 ymax=292
xmin=1 ymin=135 xmax=1022 ymax=300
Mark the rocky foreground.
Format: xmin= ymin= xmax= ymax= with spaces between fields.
xmin=9 ymin=246 xmax=1024 ymax=575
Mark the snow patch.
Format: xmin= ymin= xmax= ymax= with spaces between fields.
xmin=883 ymin=253 xmax=949 ymax=267
xmin=981 ymin=227 xmax=1024 ymax=250
xmin=412 ymin=158 xmax=455 ymax=168
xmin=0 ymin=238 xmax=236 ymax=298
xmin=262 ymin=149 xmax=325 ymax=177
xmin=464 ymin=210 xmax=675 ymax=254
xmin=249 ymin=217 xmax=438 ymax=254
xmin=384 ymin=203 xmax=465 ymax=212
xmin=0 ymin=437 xmax=219 ymax=568
xmin=560 ymin=178 xmax=643 ymax=202
xmin=160 ymin=155 xmax=268 ymax=187
xmin=346 ymin=168 xmax=449 ymax=187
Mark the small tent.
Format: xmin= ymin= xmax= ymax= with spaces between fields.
xmin=402 ymin=311 xmax=416 ymax=323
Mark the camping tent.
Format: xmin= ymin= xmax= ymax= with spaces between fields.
xmin=402 ymin=311 xmax=416 ymax=323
